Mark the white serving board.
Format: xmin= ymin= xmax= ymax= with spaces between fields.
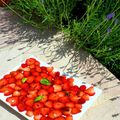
xmin=0 ymin=56 xmax=102 ymax=120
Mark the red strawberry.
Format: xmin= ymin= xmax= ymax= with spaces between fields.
xmin=65 ymin=102 xmax=74 ymax=108
xmin=49 ymin=110 xmax=62 ymax=119
xmin=84 ymin=86 xmax=95 ymax=96
xmin=62 ymin=107 xmax=71 ymax=116
xmin=59 ymin=96 xmax=70 ymax=103
xmin=49 ymin=93 xmax=59 ymax=101
xmin=56 ymin=91 xmax=65 ymax=98
xmin=15 ymin=73 xmax=24 ymax=80
xmin=40 ymin=116 xmax=47 ymax=120
xmin=53 ymin=102 xmax=64 ymax=109
xmin=62 ymin=82 xmax=70 ymax=90
xmin=35 ymin=76 xmax=42 ymax=82
xmin=13 ymin=91 xmax=21 ymax=96
xmin=30 ymin=83 xmax=41 ymax=90
xmin=54 ymin=79 xmax=62 ymax=85
xmin=71 ymin=107 xmax=81 ymax=114
xmin=35 ymin=66 xmax=41 ymax=72
xmin=48 ymin=86 xmax=54 ymax=93
xmin=55 ymin=117 xmax=65 ymax=120
xmin=39 ymin=95 xmax=48 ymax=103
xmin=10 ymin=71 xmax=19 ymax=76
xmin=67 ymin=78 xmax=74 ymax=86
xmin=79 ymin=85 xmax=87 ymax=91
xmin=17 ymin=103 xmax=26 ymax=112
xmin=21 ymin=63 xmax=27 ymax=68
xmin=40 ymin=107 xmax=50 ymax=116
xmin=33 ymin=102 xmax=44 ymax=109
xmin=66 ymin=115 xmax=73 ymax=120
xmin=7 ymin=83 xmax=16 ymax=89
xmin=27 ymin=76 xmax=35 ymax=83
xmin=0 ymin=79 xmax=8 ymax=88
xmin=40 ymin=67 xmax=47 ymax=73
xmin=32 ymin=71 xmax=39 ymax=76
xmin=20 ymin=90 xmax=27 ymax=96
xmin=4 ymin=74 xmax=11 ymax=79
xmin=29 ymin=64 xmax=35 ymax=69
xmin=75 ymin=104 xmax=82 ymax=109
xmin=6 ymin=96 xmax=18 ymax=106
xmin=45 ymin=101 xmax=53 ymax=108
xmin=23 ymin=71 xmax=30 ymax=77
xmin=53 ymin=85 xmax=62 ymax=92
xmin=46 ymin=67 xmax=54 ymax=73
xmin=78 ymin=98 xmax=86 ymax=104
xmin=21 ymin=83 xmax=29 ymax=91
xmin=35 ymin=61 xmax=40 ymax=66
xmin=71 ymin=85 xmax=79 ymax=94
xmin=25 ymin=98 xmax=34 ymax=107
xmin=70 ymin=95 xmax=80 ymax=102
xmin=41 ymin=73 xmax=48 ymax=78
xmin=77 ymin=91 xmax=84 ymax=97
xmin=26 ymin=58 xmax=36 ymax=65
xmin=38 ymin=89 xmax=48 ymax=96
xmin=34 ymin=114 xmax=42 ymax=120
xmin=26 ymin=111 xmax=34 ymax=117
xmin=81 ymin=94 xmax=89 ymax=101
xmin=2 ymin=87 xmax=14 ymax=96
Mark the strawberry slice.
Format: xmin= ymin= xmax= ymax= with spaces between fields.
xmin=81 ymin=94 xmax=90 ymax=101
xmin=85 ymin=86 xmax=95 ymax=96
xmin=71 ymin=107 xmax=81 ymax=114
xmin=66 ymin=115 xmax=73 ymax=120
xmin=48 ymin=110 xmax=62 ymax=119
xmin=33 ymin=102 xmax=44 ymax=109
xmin=15 ymin=73 xmax=24 ymax=80
xmin=55 ymin=116 xmax=65 ymax=120
xmin=0 ymin=79 xmax=8 ymax=88
xmin=44 ymin=101 xmax=53 ymax=108
xmin=17 ymin=103 xmax=26 ymax=112
xmin=6 ymin=96 xmax=18 ymax=106
xmin=13 ymin=90 xmax=21 ymax=96
xmin=65 ymin=102 xmax=74 ymax=108
xmin=53 ymin=84 xmax=62 ymax=92
xmin=49 ymin=93 xmax=59 ymax=101
xmin=53 ymin=102 xmax=64 ymax=109
xmin=26 ymin=111 xmax=34 ymax=117
xmin=40 ymin=107 xmax=50 ymax=116
xmin=2 ymin=87 xmax=14 ymax=96
xmin=46 ymin=67 xmax=54 ymax=73
xmin=79 ymin=85 xmax=87 ymax=91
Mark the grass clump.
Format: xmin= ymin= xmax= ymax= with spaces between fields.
xmin=8 ymin=0 xmax=120 ymax=79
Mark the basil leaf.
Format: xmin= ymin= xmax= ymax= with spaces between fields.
xmin=22 ymin=78 xmax=27 ymax=83
xmin=40 ymin=78 xmax=51 ymax=85
xmin=34 ymin=95 xmax=44 ymax=102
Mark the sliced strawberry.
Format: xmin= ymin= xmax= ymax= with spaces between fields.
xmin=23 ymin=71 xmax=30 ymax=77
xmin=41 ymin=73 xmax=48 ymax=78
xmin=49 ymin=110 xmax=62 ymax=119
xmin=70 ymin=85 xmax=79 ymax=94
xmin=21 ymin=63 xmax=27 ymax=68
xmin=15 ymin=73 xmax=24 ymax=80
xmin=4 ymin=74 xmax=11 ymax=79
xmin=38 ymin=89 xmax=48 ymax=96
xmin=33 ymin=102 xmax=44 ymax=109
xmin=40 ymin=107 xmax=50 ymax=116
xmin=35 ymin=66 xmax=41 ymax=72
xmin=75 ymin=103 xmax=82 ymax=109
xmin=46 ymin=67 xmax=54 ymax=73
xmin=10 ymin=71 xmax=19 ymax=76
xmin=77 ymin=91 xmax=84 ymax=97
xmin=70 ymin=95 xmax=80 ymax=102
xmin=26 ymin=111 xmax=34 ymax=117
xmin=17 ymin=103 xmax=26 ymax=112
xmin=53 ymin=102 xmax=64 ymax=109
xmin=6 ymin=96 xmax=18 ymax=106
xmin=32 ymin=71 xmax=39 ymax=76
xmin=62 ymin=107 xmax=71 ymax=116
xmin=25 ymin=98 xmax=34 ymax=107
xmin=40 ymin=67 xmax=47 ymax=73
xmin=55 ymin=116 xmax=65 ymax=120
xmin=84 ymin=86 xmax=95 ymax=96
xmin=49 ymin=93 xmax=59 ymax=101
xmin=30 ymin=83 xmax=41 ymax=90
xmin=67 ymin=78 xmax=74 ymax=86
xmin=13 ymin=91 xmax=21 ymax=96
xmin=78 ymin=98 xmax=86 ymax=104
xmin=56 ymin=91 xmax=65 ymax=98
xmin=79 ymin=85 xmax=87 ymax=91
xmin=35 ymin=60 xmax=40 ymax=66
xmin=66 ymin=115 xmax=73 ymax=120
xmin=26 ymin=58 xmax=36 ymax=65
xmin=34 ymin=114 xmax=42 ymax=120
xmin=54 ymin=79 xmax=62 ymax=85
xmin=40 ymin=116 xmax=47 ymax=120
xmin=44 ymin=101 xmax=53 ymax=108
xmin=39 ymin=95 xmax=47 ymax=102
xmin=65 ymin=102 xmax=74 ymax=108
xmin=27 ymin=76 xmax=35 ymax=83
xmin=0 ymin=79 xmax=8 ymax=88
xmin=20 ymin=90 xmax=27 ymax=96
xmin=29 ymin=64 xmax=35 ymax=69
xmin=48 ymin=86 xmax=54 ymax=93
xmin=81 ymin=94 xmax=89 ymax=101
xmin=59 ymin=96 xmax=70 ymax=103
xmin=3 ymin=87 xmax=14 ymax=96
xmin=71 ymin=107 xmax=81 ymax=114
xmin=53 ymin=84 xmax=62 ymax=92
xmin=21 ymin=83 xmax=29 ymax=91
xmin=35 ymin=76 xmax=42 ymax=82
xmin=62 ymin=82 xmax=70 ymax=90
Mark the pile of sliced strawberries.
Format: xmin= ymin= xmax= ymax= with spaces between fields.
xmin=0 ymin=58 xmax=95 ymax=120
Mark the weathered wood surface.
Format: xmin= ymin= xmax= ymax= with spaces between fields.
xmin=0 ymin=7 xmax=120 ymax=120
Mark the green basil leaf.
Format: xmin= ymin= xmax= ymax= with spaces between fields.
xmin=40 ymin=78 xmax=51 ymax=85
xmin=22 ymin=78 xmax=27 ymax=83
xmin=34 ymin=95 xmax=44 ymax=102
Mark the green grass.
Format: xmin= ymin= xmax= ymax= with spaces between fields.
xmin=7 ymin=0 xmax=120 ymax=79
